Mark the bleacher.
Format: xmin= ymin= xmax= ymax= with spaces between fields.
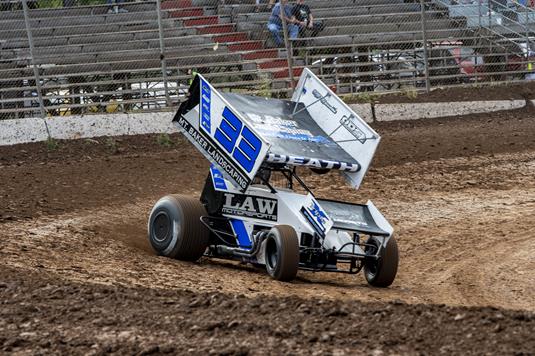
xmin=0 ymin=0 xmax=529 ymax=119
xmin=0 ymin=0 xmax=289 ymax=118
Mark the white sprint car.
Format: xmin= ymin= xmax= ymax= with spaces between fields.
xmin=148 ymin=68 xmax=398 ymax=287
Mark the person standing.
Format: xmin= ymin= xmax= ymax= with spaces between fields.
xmin=267 ymin=0 xmax=299 ymax=47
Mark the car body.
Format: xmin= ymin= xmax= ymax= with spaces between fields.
xmin=147 ymin=69 xmax=399 ymax=286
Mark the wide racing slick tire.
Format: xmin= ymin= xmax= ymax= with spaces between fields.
xmin=148 ymin=195 xmax=209 ymax=261
xmin=264 ymin=225 xmax=299 ymax=282
xmin=363 ymin=235 xmax=399 ymax=288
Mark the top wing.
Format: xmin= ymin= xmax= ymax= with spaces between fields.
xmin=174 ymin=69 xmax=380 ymax=192
xmin=221 ymin=92 xmax=361 ymax=173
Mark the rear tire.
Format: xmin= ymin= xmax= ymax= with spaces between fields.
xmin=264 ymin=225 xmax=299 ymax=281
xmin=148 ymin=195 xmax=209 ymax=261
xmin=363 ymin=236 xmax=399 ymax=288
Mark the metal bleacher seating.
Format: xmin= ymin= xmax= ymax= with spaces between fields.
xmin=0 ymin=0 xmax=523 ymax=118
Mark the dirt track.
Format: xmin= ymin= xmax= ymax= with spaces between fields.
xmin=1 ymin=108 xmax=535 ymax=354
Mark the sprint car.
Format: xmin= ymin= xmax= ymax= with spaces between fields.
xmin=148 ymin=68 xmax=398 ymax=287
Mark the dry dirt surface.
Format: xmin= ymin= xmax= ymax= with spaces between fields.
xmin=363 ymin=81 xmax=535 ymax=103
xmin=1 ymin=108 xmax=535 ymax=354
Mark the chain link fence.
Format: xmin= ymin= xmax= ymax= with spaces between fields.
xmin=289 ymin=0 xmax=535 ymax=95
xmin=1 ymin=0 xmax=535 ymax=120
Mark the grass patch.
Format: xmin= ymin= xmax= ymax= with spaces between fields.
xmin=402 ymin=87 xmax=418 ymax=100
xmin=156 ymin=133 xmax=173 ymax=147
xmin=257 ymin=73 xmax=272 ymax=98
xmin=104 ymin=137 xmax=118 ymax=154
xmin=45 ymin=137 xmax=59 ymax=150
xmin=342 ymin=92 xmax=380 ymax=104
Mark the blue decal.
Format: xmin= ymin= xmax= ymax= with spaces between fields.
xmin=302 ymin=199 xmax=329 ymax=236
xmin=309 ymin=200 xmax=329 ymax=231
xmin=215 ymin=107 xmax=242 ymax=154
xmin=230 ymin=219 xmax=251 ymax=248
xmin=200 ymin=79 xmax=211 ymax=133
xmin=255 ymin=128 xmax=335 ymax=146
xmin=213 ymin=107 xmax=263 ymax=173
xmin=210 ymin=164 xmax=227 ymax=190
xmin=233 ymin=126 xmax=261 ymax=173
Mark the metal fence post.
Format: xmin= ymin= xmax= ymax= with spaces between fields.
xmin=526 ymin=7 xmax=530 ymax=49
xmin=280 ymin=5 xmax=295 ymax=94
xmin=478 ymin=0 xmax=482 ymax=28
xmin=22 ymin=0 xmax=47 ymax=120
xmin=156 ymin=0 xmax=171 ymax=107
xmin=420 ymin=0 xmax=430 ymax=92
xmin=488 ymin=0 xmax=492 ymax=29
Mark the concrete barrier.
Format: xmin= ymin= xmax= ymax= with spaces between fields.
xmin=0 ymin=99 xmax=529 ymax=146
xmin=374 ymin=100 xmax=526 ymax=122
xmin=45 ymin=112 xmax=177 ymax=140
xmin=127 ymin=112 xmax=177 ymax=135
xmin=0 ymin=117 xmax=49 ymax=145
xmin=348 ymin=103 xmax=373 ymax=123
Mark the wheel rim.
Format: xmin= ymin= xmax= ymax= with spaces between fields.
xmin=365 ymin=241 xmax=379 ymax=278
xmin=265 ymin=236 xmax=278 ymax=270
xmin=153 ymin=211 xmax=171 ymax=243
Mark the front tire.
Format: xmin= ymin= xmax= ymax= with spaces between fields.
xmin=363 ymin=236 xmax=399 ymax=287
xmin=264 ymin=225 xmax=299 ymax=281
xmin=148 ymin=195 xmax=209 ymax=261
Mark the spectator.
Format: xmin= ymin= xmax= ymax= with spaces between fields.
xmin=292 ymin=0 xmax=324 ymax=37
xmin=267 ymin=0 xmax=298 ymax=47
xmin=107 ymin=0 xmax=128 ymax=14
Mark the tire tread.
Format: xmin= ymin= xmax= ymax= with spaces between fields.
xmin=167 ymin=194 xmax=209 ymax=261
xmin=268 ymin=225 xmax=299 ymax=281
xmin=364 ymin=236 xmax=399 ymax=287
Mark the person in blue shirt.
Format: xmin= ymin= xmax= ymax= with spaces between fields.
xmin=267 ymin=0 xmax=299 ymax=47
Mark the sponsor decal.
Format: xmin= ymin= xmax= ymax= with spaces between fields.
xmin=222 ymin=193 xmax=278 ymax=222
xmin=339 ymin=115 xmax=367 ymax=144
xmin=255 ymin=128 xmax=333 ymax=145
xmin=308 ymin=200 xmax=329 ymax=232
xmin=301 ymin=196 xmax=332 ymax=236
xmin=266 ymin=153 xmax=360 ymax=172
xmin=246 ymin=113 xmax=298 ymax=128
xmin=178 ymin=116 xmax=251 ymax=191
xmin=335 ymin=218 xmax=369 ymax=227
xmin=245 ymin=112 xmax=335 ymax=145
xmin=312 ymin=89 xmax=337 ymax=114
xmin=210 ymin=165 xmax=227 ymax=191
xmin=200 ymin=79 xmax=211 ymax=133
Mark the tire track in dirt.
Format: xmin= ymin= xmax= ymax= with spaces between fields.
xmin=1 ymin=150 xmax=534 ymax=311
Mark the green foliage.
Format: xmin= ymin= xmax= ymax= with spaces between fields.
xmin=342 ymin=92 xmax=380 ymax=104
xmin=104 ymin=137 xmax=118 ymax=153
xmin=402 ymin=87 xmax=418 ymax=100
xmin=156 ymin=133 xmax=173 ymax=147
xmin=45 ymin=137 xmax=59 ymax=150
xmin=257 ymin=73 xmax=272 ymax=98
